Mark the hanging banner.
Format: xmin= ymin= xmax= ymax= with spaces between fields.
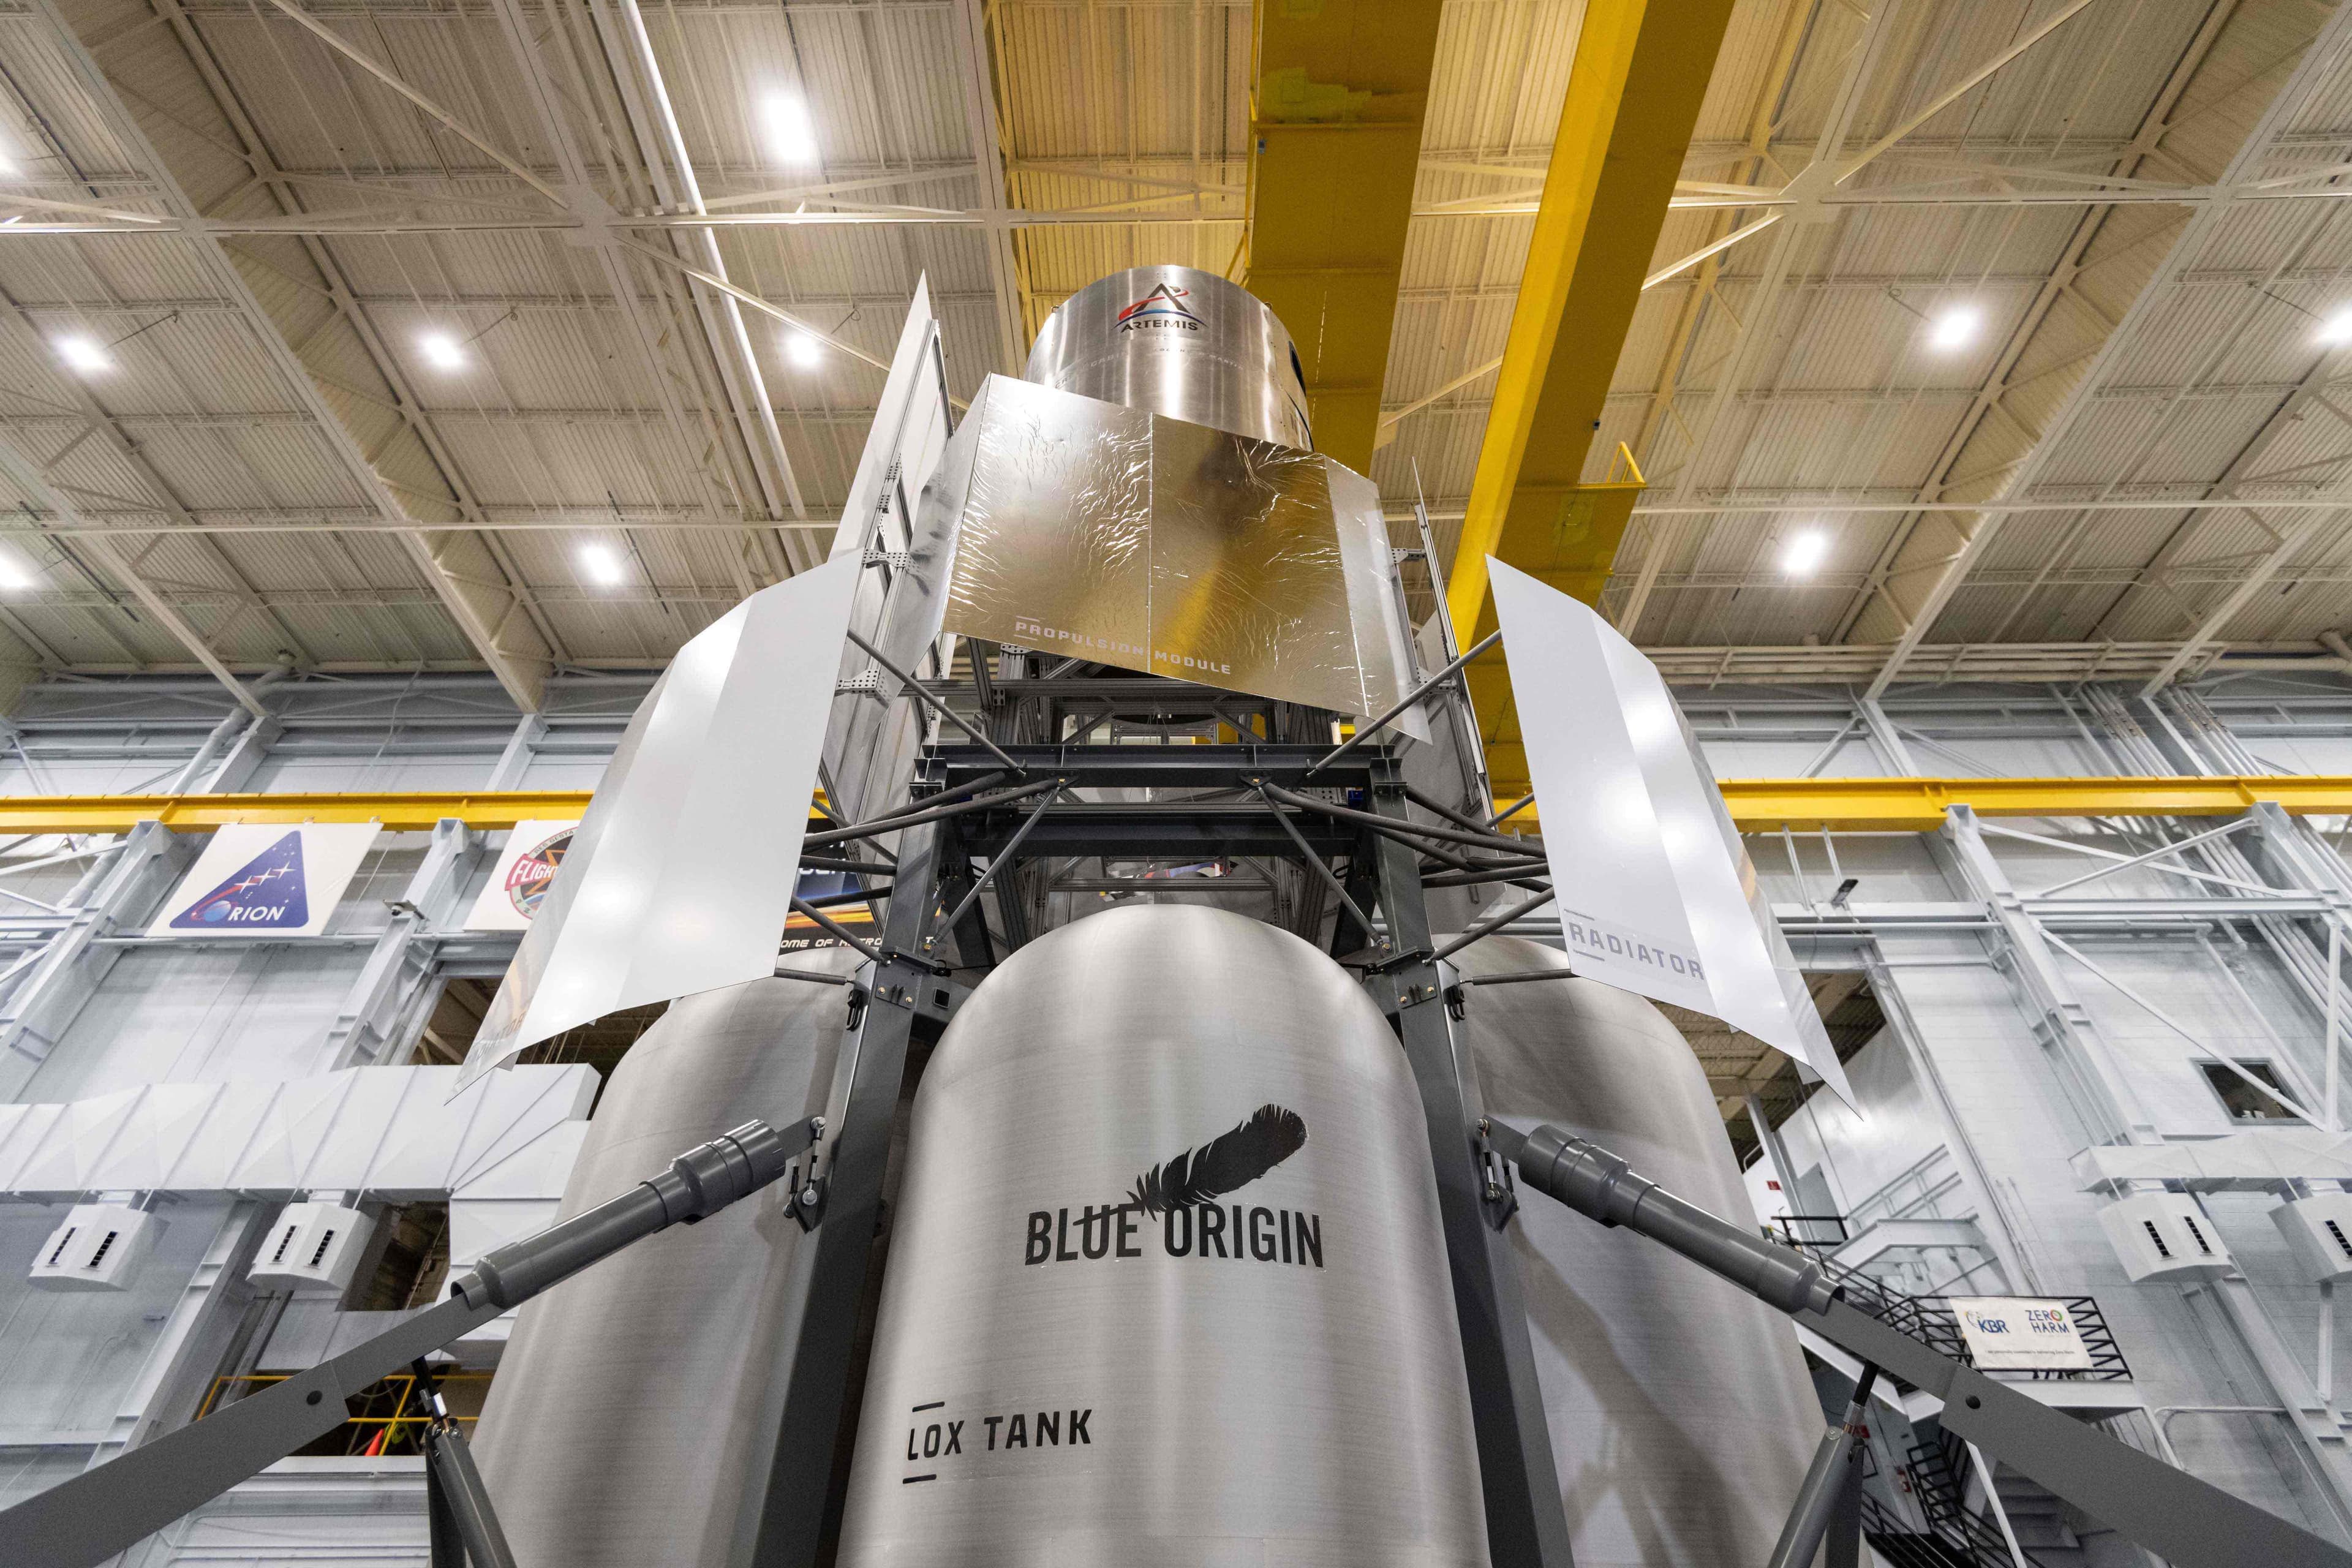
xmin=148 ymin=823 xmax=382 ymax=940
xmin=1487 ymin=558 xmax=1852 ymax=1102
xmin=464 ymin=820 xmax=581 ymax=932
xmin=1950 ymin=1298 xmax=2095 ymax=1371
xmin=458 ymin=554 xmax=863 ymax=1088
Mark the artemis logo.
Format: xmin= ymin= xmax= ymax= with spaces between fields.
xmin=1116 ymin=282 xmax=1202 ymax=333
xmin=1022 ymin=1104 xmax=1324 ymax=1268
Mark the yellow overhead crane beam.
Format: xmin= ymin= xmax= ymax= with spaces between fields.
xmin=0 ymin=777 xmax=2346 ymax=840
xmin=0 ymin=793 xmax=599 ymax=835
xmin=1242 ymin=0 xmax=1444 ymax=470
xmin=1712 ymin=775 xmax=2352 ymax=833
xmin=1444 ymin=0 xmax=1736 ymax=631
xmin=1441 ymin=0 xmax=1738 ymax=801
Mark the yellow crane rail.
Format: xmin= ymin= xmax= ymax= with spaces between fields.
xmin=0 ymin=777 xmax=2345 ymax=839
xmin=1711 ymin=775 xmax=2352 ymax=832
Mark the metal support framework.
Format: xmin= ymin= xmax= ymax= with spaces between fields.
xmin=4 ymin=773 xmax=2352 ymax=839
xmin=0 ymin=435 xmax=262 ymax=715
xmin=1857 ymin=3 xmax=2352 ymax=696
xmin=29 ymin=0 xmax=557 ymax=709
xmin=1242 ymin=0 xmax=1444 ymax=470
xmin=1490 ymin=1120 xmax=2352 ymax=1568
xmin=747 ymin=816 xmax=952 ymax=1568
xmin=1361 ymin=769 xmax=1575 ymax=1568
xmin=1445 ymin=0 xmax=1738 ymax=639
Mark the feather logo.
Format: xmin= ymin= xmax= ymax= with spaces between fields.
xmin=1128 ymin=1104 xmax=1307 ymax=1215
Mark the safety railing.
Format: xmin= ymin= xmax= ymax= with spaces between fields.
xmin=1768 ymin=1212 xmax=1853 ymax=1247
xmin=1908 ymin=1430 xmax=2057 ymax=1568
xmin=1861 ymin=1492 xmax=1974 ymax=1568
xmin=1773 ymin=1235 xmax=2131 ymax=1382
xmin=197 ymin=1370 xmax=490 ymax=1457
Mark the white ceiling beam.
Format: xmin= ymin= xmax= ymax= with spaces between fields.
xmin=1861 ymin=1 xmax=2352 ymax=698
xmin=951 ymin=0 xmax=1030 ymax=371
xmin=1615 ymin=0 xmax=1904 ymax=638
xmin=0 ymin=435 xmax=262 ymax=715
xmin=31 ymin=0 xmax=554 ymax=711
xmin=587 ymin=0 xmax=813 ymax=557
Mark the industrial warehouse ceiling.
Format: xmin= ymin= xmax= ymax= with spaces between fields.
xmin=2 ymin=0 xmax=2352 ymax=706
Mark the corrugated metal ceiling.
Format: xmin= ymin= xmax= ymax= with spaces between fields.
xmin=1 ymin=0 xmax=2350 ymax=697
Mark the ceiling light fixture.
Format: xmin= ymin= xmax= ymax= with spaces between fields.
xmin=1927 ymin=306 xmax=1979 ymax=352
xmin=761 ymin=92 xmax=820 ymax=164
xmin=786 ymin=331 xmax=823 ymax=369
xmin=419 ymin=333 xmax=466 ymax=371
xmin=1781 ymin=530 xmax=1828 ymax=577
xmin=2318 ymin=309 xmax=2352 ymax=348
xmin=579 ymin=543 xmax=626 ymax=587
xmin=0 ymin=555 xmax=37 ymax=590
xmin=56 ymin=336 xmax=110 ymax=374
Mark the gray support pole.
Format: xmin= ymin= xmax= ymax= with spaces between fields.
xmin=1765 ymin=1365 xmax=1877 ymax=1568
xmin=1744 ymin=1092 xmax=1801 ymax=1234
xmin=1364 ymin=767 xmax=1576 ymax=1568
xmin=426 ymin=1423 xmax=519 ymax=1568
xmin=744 ymin=818 xmax=950 ymax=1568
xmin=426 ymin=1450 xmax=467 ymax=1568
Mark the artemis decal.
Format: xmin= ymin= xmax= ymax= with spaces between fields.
xmin=150 ymin=822 xmax=382 ymax=940
xmin=1021 ymin=1103 xmax=1323 ymax=1268
xmin=1115 ymin=282 xmax=1203 ymax=334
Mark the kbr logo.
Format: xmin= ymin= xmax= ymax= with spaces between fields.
xmin=1116 ymin=282 xmax=1202 ymax=334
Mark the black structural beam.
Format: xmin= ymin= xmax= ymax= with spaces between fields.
xmin=927 ymin=742 xmax=1374 ymax=791
xmin=957 ymin=804 xmax=1355 ymax=861
xmin=1363 ymin=763 xmax=1577 ymax=1568
xmin=747 ymin=814 xmax=953 ymax=1568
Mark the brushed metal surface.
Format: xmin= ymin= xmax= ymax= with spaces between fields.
xmin=1025 ymin=267 xmax=1313 ymax=451
xmin=469 ymin=959 xmax=854 ymax=1568
xmin=936 ymin=374 xmax=1424 ymax=733
xmin=1455 ymin=937 xmax=1818 ymax=1568
xmin=836 ymin=905 xmax=1488 ymax=1568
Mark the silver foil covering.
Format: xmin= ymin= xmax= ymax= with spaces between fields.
xmin=1023 ymin=265 xmax=1313 ymax=450
xmin=935 ymin=374 xmax=1420 ymax=728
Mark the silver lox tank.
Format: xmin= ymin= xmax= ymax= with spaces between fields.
xmin=1455 ymin=937 xmax=1819 ymax=1568
xmin=469 ymin=959 xmax=854 ymax=1568
xmin=835 ymin=903 xmax=1488 ymax=1568
xmin=1023 ymin=266 xmax=1314 ymax=451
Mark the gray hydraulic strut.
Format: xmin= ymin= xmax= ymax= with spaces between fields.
xmin=1485 ymin=1119 xmax=2352 ymax=1568
xmin=1 ymin=1116 xmax=821 ymax=1568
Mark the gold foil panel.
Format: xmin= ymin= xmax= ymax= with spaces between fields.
xmin=943 ymin=376 xmax=1154 ymax=671
xmin=1149 ymin=419 xmax=1359 ymax=699
xmin=938 ymin=374 xmax=1415 ymax=722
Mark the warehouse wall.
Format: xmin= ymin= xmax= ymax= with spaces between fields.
xmin=0 ymin=671 xmax=2348 ymax=1559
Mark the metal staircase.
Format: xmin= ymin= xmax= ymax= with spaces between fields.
xmin=1905 ymin=1430 xmax=2067 ymax=1568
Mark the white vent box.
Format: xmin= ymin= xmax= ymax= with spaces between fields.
xmin=2273 ymin=1193 xmax=2352 ymax=1283
xmin=29 ymin=1204 xmax=164 ymax=1292
xmin=249 ymin=1201 xmax=375 ymax=1292
xmin=2098 ymin=1191 xmax=2233 ymax=1282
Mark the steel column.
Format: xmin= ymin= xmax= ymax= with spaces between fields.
xmin=1363 ymin=769 xmax=1574 ymax=1568
xmin=743 ymin=817 xmax=950 ymax=1568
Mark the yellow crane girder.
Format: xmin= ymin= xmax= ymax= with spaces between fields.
xmin=1243 ymin=0 xmax=1444 ymax=472
xmin=1 ymin=777 xmax=2345 ymax=840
